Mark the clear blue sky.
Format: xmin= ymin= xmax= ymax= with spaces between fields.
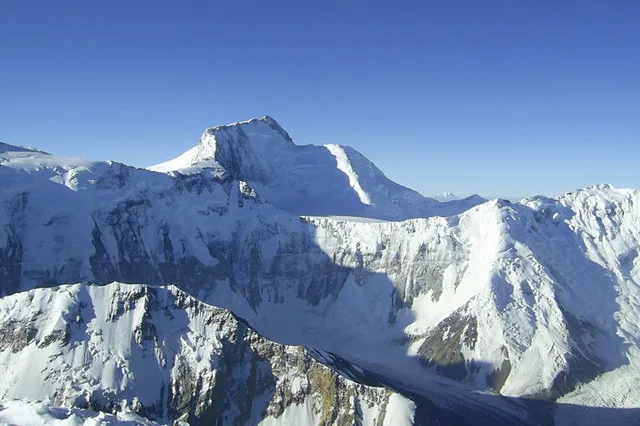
xmin=1 ymin=1 xmax=639 ymax=199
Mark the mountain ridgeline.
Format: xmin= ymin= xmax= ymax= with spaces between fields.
xmin=1 ymin=117 xmax=639 ymax=425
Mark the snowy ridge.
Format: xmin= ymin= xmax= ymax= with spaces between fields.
xmin=0 ymin=142 xmax=41 ymax=154
xmin=432 ymin=191 xmax=458 ymax=201
xmin=0 ymin=400 xmax=161 ymax=426
xmin=0 ymin=141 xmax=165 ymax=193
xmin=325 ymin=143 xmax=372 ymax=205
xmin=149 ymin=116 xmax=292 ymax=178
xmin=149 ymin=116 xmax=486 ymax=219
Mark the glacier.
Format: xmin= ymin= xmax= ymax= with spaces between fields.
xmin=1 ymin=118 xmax=639 ymax=425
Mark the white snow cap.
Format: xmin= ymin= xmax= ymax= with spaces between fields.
xmin=149 ymin=116 xmax=485 ymax=219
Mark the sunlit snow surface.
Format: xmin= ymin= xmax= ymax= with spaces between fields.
xmin=0 ymin=400 xmax=163 ymax=426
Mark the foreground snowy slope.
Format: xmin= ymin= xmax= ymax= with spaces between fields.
xmin=0 ymin=399 xmax=162 ymax=426
xmin=2 ymin=120 xmax=640 ymax=424
xmin=0 ymin=282 xmax=413 ymax=425
xmin=149 ymin=116 xmax=485 ymax=220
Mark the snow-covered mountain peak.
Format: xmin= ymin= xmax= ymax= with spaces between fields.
xmin=0 ymin=142 xmax=46 ymax=154
xmin=204 ymin=115 xmax=293 ymax=144
xmin=432 ymin=191 xmax=457 ymax=201
xmin=149 ymin=116 xmax=294 ymax=178
xmin=149 ymin=116 xmax=486 ymax=219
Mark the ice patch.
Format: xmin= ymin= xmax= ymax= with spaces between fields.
xmin=325 ymin=143 xmax=372 ymax=205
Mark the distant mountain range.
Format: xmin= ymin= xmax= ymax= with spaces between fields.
xmin=1 ymin=117 xmax=638 ymax=425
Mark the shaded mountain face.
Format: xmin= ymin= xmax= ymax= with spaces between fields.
xmin=1 ymin=120 xmax=640 ymax=425
xmin=149 ymin=116 xmax=485 ymax=220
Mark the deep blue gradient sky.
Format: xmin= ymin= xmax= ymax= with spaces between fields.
xmin=2 ymin=1 xmax=639 ymax=199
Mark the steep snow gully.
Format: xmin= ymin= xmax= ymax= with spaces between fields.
xmin=1 ymin=117 xmax=640 ymax=425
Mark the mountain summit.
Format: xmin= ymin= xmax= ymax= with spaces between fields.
xmin=150 ymin=117 xmax=485 ymax=219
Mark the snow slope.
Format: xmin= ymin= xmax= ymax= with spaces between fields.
xmin=149 ymin=116 xmax=486 ymax=220
xmin=0 ymin=399 xmax=161 ymax=426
